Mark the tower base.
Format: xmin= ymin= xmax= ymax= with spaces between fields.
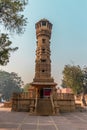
xmin=30 ymin=81 xmax=57 ymax=98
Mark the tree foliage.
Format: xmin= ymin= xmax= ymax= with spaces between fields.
xmin=62 ymin=65 xmax=84 ymax=94
xmin=0 ymin=0 xmax=28 ymax=33
xmin=23 ymin=83 xmax=31 ymax=92
xmin=0 ymin=0 xmax=28 ymax=65
xmin=83 ymin=67 xmax=87 ymax=94
xmin=0 ymin=70 xmax=23 ymax=100
xmin=0 ymin=33 xmax=18 ymax=65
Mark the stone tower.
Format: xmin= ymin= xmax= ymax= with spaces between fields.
xmin=31 ymin=19 xmax=57 ymax=98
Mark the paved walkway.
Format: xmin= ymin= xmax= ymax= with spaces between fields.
xmin=0 ymin=108 xmax=87 ymax=130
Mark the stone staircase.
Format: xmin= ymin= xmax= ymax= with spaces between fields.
xmin=36 ymin=98 xmax=53 ymax=115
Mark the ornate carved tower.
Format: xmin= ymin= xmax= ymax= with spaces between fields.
xmin=31 ymin=19 xmax=57 ymax=98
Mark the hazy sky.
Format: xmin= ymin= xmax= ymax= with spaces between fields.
xmin=1 ymin=0 xmax=87 ymax=87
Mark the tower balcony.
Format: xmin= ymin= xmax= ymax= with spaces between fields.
xmin=33 ymin=77 xmax=54 ymax=83
xmin=36 ymin=29 xmax=51 ymax=39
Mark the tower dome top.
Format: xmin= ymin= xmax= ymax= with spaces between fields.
xmin=38 ymin=18 xmax=52 ymax=22
xmin=35 ymin=18 xmax=53 ymax=39
xmin=35 ymin=18 xmax=52 ymax=27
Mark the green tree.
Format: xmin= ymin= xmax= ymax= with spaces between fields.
xmin=62 ymin=65 xmax=84 ymax=94
xmin=0 ymin=0 xmax=28 ymax=33
xmin=0 ymin=0 xmax=28 ymax=65
xmin=83 ymin=67 xmax=87 ymax=94
xmin=0 ymin=70 xmax=23 ymax=100
xmin=0 ymin=34 xmax=18 ymax=65
xmin=23 ymin=83 xmax=31 ymax=92
xmin=61 ymin=79 xmax=67 ymax=88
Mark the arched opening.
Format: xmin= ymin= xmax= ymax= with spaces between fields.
xmin=40 ymin=88 xmax=43 ymax=98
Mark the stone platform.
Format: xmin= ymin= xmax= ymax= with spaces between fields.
xmin=0 ymin=107 xmax=87 ymax=130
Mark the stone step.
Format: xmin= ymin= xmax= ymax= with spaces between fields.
xmin=36 ymin=98 xmax=53 ymax=116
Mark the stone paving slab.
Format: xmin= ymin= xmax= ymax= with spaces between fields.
xmin=0 ymin=108 xmax=87 ymax=130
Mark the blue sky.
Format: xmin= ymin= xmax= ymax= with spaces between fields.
xmin=1 ymin=0 xmax=87 ymax=87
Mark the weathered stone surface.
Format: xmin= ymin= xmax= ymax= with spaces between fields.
xmin=31 ymin=19 xmax=57 ymax=98
xmin=1 ymin=108 xmax=87 ymax=130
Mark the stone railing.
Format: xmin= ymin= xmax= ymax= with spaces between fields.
xmin=4 ymin=101 xmax=12 ymax=108
xmin=11 ymin=92 xmax=36 ymax=113
xmin=34 ymin=95 xmax=38 ymax=113
xmin=51 ymin=91 xmax=75 ymax=113
xmin=50 ymin=94 xmax=55 ymax=114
